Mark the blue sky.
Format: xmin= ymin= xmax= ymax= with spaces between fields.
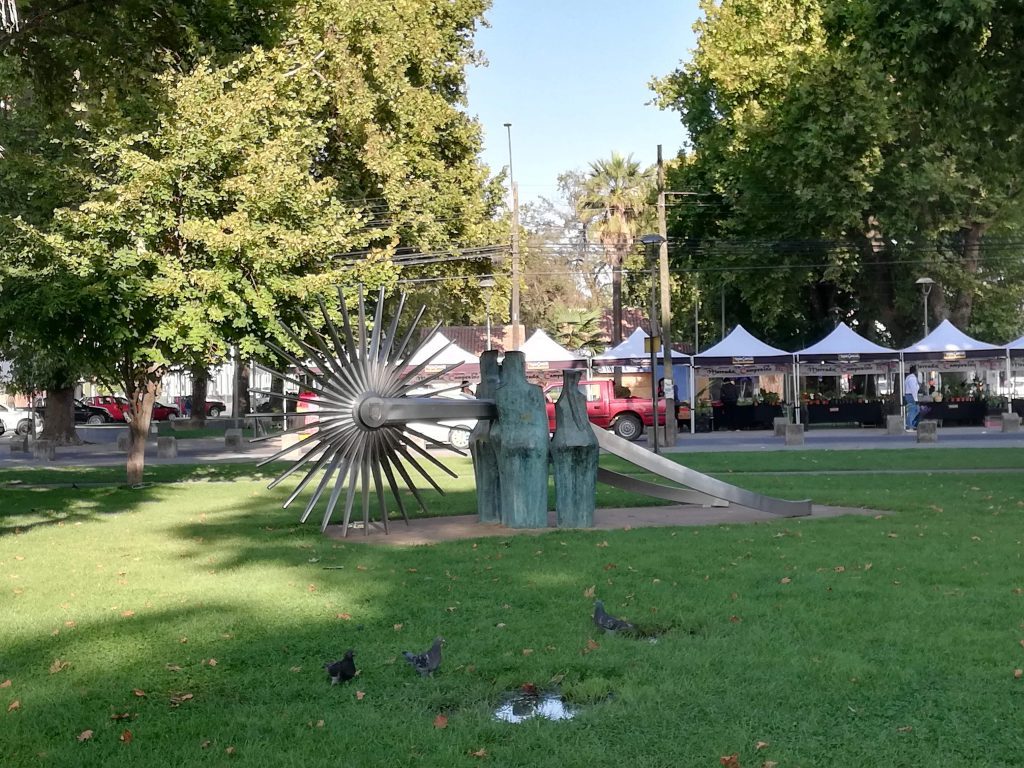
xmin=465 ymin=0 xmax=701 ymax=202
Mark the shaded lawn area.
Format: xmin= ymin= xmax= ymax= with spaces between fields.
xmin=1 ymin=451 xmax=1023 ymax=767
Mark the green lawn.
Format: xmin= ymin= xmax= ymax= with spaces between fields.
xmin=2 ymin=451 xmax=1023 ymax=767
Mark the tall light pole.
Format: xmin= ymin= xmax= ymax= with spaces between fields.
xmin=916 ymin=277 xmax=935 ymax=336
xmin=655 ymin=146 xmax=676 ymax=446
xmin=504 ymin=122 xmax=521 ymax=350
xmin=479 ymin=276 xmax=496 ymax=351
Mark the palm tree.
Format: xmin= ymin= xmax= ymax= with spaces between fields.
xmin=576 ymin=152 xmax=654 ymax=348
xmin=548 ymin=307 xmax=607 ymax=355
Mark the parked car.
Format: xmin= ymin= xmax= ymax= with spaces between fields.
xmin=83 ymin=395 xmax=131 ymax=422
xmin=543 ymin=379 xmax=691 ymax=442
xmin=406 ymin=387 xmax=477 ymax=450
xmin=33 ymin=399 xmax=112 ymax=426
xmin=204 ymin=399 xmax=226 ymax=417
xmin=151 ymin=401 xmax=181 ymax=421
xmin=0 ymin=404 xmax=37 ymax=436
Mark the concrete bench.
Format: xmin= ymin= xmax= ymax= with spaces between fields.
xmin=224 ymin=428 xmax=243 ymax=449
xmin=1003 ymin=413 xmax=1021 ymax=433
xmin=773 ymin=416 xmax=788 ymax=437
xmin=886 ymin=414 xmax=905 ymax=435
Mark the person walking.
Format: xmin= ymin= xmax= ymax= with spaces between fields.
xmin=719 ymin=378 xmax=739 ymax=431
xmin=904 ymin=365 xmax=921 ymax=430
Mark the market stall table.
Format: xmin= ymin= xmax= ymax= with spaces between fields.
xmin=804 ymin=400 xmax=886 ymax=427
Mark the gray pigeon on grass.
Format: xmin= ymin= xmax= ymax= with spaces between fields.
xmin=402 ymin=637 xmax=444 ymax=677
xmin=593 ymin=600 xmax=636 ymax=633
xmin=325 ymin=649 xmax=357 ymax=684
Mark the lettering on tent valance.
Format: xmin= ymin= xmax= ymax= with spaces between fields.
xmin=943 ymin=351 xmax=966 ymax=361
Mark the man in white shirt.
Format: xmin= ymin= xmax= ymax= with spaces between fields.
xmin=904 ymin=365 xmax=920 ymax=430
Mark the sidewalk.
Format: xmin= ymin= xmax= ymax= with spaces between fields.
xmin=2 ymin=424 xmax=1022 ymax=468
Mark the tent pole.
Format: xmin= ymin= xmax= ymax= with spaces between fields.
xmin=689 ymin=364 xmax=696 ymax=434
xmin=792 ymin=359 xmax=801 ymax=425
xmin=1007 ymin=352 xmax=1013 ymax=413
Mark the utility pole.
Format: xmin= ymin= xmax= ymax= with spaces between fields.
xmin=656 ymin=145 xmax=676 ymax=446
xmin=504 ymin=123 xmax=521 ymax=350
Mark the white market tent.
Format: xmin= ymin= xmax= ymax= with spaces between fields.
xmin=901 ymin=319 xmax=1002 ymax=360
xmin=519 ymin=329 xmax=585 ymax=371
xmin=1008 ymin=333 xmax=1024 ymax=401
xmin=794 ymin=322 xmax=900 ymax=425
xmin=594 ymin=326 xmax=689 ymax=368
xmin=404 ymin=331 xmax=479 ymax=379
xmin=902 ymin=319 xmax=1010 ymax=413
xmin=690 ymin=325 xmax=794 ymax=430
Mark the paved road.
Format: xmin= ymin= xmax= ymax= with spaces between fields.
xmin=2 ymin=423 xmax=1022 ymax=469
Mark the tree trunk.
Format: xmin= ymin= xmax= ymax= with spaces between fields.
xmin=125 ymin=379 xmax=158 ymax=487
xmin=189 ymin=364 xmax=209 ymax=428
xmin=950 ymin=222 xmax=985 ymax=329
xmin=39 ymin=385 xmax=81 ymax=446
xmin=236 ymin=360 xmax=251 ymax=416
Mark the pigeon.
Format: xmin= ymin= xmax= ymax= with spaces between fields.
xmin=402 ymin=637 xmax=444 ymax=677
xmin=593 ymin=600 xmax=636 ymax=633
xmin=325 ymin=649 xmax=357 ymax=685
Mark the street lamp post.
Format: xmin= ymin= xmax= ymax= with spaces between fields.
xmin=915 ymin=277 xmax=935 ymax=336
xmin=479 ymin=276 xmax=496 ymax=351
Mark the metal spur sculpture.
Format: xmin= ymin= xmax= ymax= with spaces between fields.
xmin=249 ymin=288 xmax=811 ymax=537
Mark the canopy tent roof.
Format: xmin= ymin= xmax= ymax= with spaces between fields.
xmin=1007 ymin=332 xmax=1024 ymax=359
xmin=692 ymin=324 xmax=792 ymax=366
xmin=594 ymin=327 xmax=689 ymax=367
xmin=403 ymin=331 xmax=479 ymax=378
xmin=901 ymin=319 xmax=1002 ymax=361
xmin=519 ymin=329 xmax=584 ymax=368
xmin=795 ymin=322 xmax=898 ymax=362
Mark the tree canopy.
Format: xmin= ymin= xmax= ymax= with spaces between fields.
xmin=654 ymin=0 xmax=1024 ymax=349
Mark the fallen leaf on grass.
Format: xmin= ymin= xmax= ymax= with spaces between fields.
xmin=77 ymin=730 xmax=94 ymax=742
xmin=355 ymin=691 xmax=365 ymax=700
xmin=0 ymin=680 xmax=10 ymax=688
xmin=8 ymin=700 xmax=21 ymax=712
xmin=834 ymin=565 xmax=846 ymax=573
xmin=119 ymin=729 xmax=133 ymax=744
xmin=583 ymin=585 xmax=595 ymax=598
xmin=165 ymin=664 xmax=183 ymax=672
xmin=755 ymin=741 xmax=769 ymax=750
xmin=336 ymin=613 xmax=352 ymax=620
xmin=120 ymin=610 xmax=135 ymax=618
xmin=203 ymin=658 xmax=217 ymax=667
xmin=582 ymin=639 xmax=600 ymax=655
xmin=897 ymin=725 xmax=913 ymax=733
xmin=110 ymin=712 xmax=133 ymax=721
xmin=596 ymin=541 xmax=609 ymax=548
xmin=290 ymin=666 xmax=302 ymax=673
xmin=471 ymin=748 xmax=488 ymax=758
xmin=49 ymin=659 xmax=70 ymax=674
xmin=132 ymin=689 xmax=146 ymax=697
xmin=356 ymin=565 xmax=367 ymax=571
xmin=1014 ymin=669 xmax=1022 ymax=679
xmin=762 ymin=762 xmax=778 ymax=768
xmin=719 ymin=754 xmax=740 ymax=767
xmin=225 ymin=746 xmax=236 ymax=756
xmin=603 ymin=563 xmax=617 ymax=571
xmin=521 ymin=683 xmax=538 ymax=695
xmin=307 ymin=584 xmax=317 ymax=593
xmin=200 ymin=740 xmax=211 ymax=749
xmin=779 ymin=577 xmax=792 ymax=585
xmin=393 ymin=623 xmax=403 ymax=632
xmin=521 ymin=648 xmax=534 ymax=656
xmin=433 ymin=714 xmax=448 ymax=729
xmin=729 ymin=615 xmax=742 ymax=623
xmin=169 ymin=693 xmax=194 ymax=707
xmin=65 ymin=621 xmax=77 ymax=628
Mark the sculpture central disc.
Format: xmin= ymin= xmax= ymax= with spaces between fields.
xmin=357 ymin=396 xmax=387 ymax=429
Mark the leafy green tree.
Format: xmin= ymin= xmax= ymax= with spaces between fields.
xmin=1 ymin=0 xmax=500 ymax=481
xmin=654 ymin=0 xmax=1024 ymax=347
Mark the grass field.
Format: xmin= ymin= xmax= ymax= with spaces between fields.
xmin=2 ymin=450 xmax=1023 ymax=767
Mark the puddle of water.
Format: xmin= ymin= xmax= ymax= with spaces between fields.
xmin=493 ymin=690 xmax=578 ymax=723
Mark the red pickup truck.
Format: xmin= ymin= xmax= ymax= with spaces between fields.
xmin=543 ymin=379 xmax=689 ymax=441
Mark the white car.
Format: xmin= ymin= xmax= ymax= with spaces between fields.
xmin=406 ymin=387 xmax=478 ymax=451
xmin=0 ymin=404 xmax=37 ymax=437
